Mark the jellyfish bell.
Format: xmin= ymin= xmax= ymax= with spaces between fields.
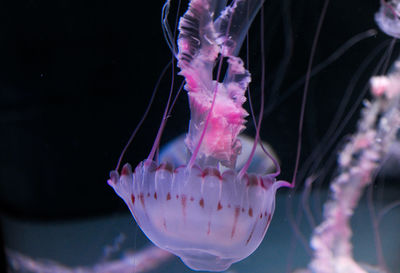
xmin=375 ymin=0 xmax=400 ymax=38
xmin=159 ymin=134 xmax=279 ymax=175
xmin=108 ymin=159 xmax=280 ymax=271
xmin=108 ymin=0 xmax=292 ymax=271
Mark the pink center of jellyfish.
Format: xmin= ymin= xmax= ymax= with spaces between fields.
xmin=108 ymin=0 xmax=287 ymax=271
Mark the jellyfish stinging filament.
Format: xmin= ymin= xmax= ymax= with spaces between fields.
xmin=108 ymin=0 xmax=292 ymax=271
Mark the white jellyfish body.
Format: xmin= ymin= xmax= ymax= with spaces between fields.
xmin=375 ymin=0 xmax=400 ymax=38
xmin=108 ymin=0 xmax=291 ymax=271
xmin=159 ymin=134 xmax=279 ymax=174
xmin=109 ymin=162 xmax=278 ymax=271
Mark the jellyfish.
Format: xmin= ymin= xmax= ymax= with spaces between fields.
xmin=107 ymin=0 xmax=294 ymax=271
xmin=375 ymin=0 xmax=400 ymax=38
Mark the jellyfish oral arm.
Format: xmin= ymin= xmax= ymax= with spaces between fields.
xmin=308 ymin=5 xmax=400 ymax=271
xmin=177 ymin=0 xmax=253 ymax=169
xmin=308 ymin=62 xmax=400 ymax=273
xmin=183 ymin=62 xmax=250 ymax=169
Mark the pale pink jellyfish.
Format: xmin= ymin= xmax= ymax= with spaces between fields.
xmin=375 ymin=0 xmax=400 ymax=38
xmin=108 ymin=0 xmax=294 ymax=271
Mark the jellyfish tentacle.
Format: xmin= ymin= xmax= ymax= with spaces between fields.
xmin=161 ymin=0 xmax=178 ymax=57
xmin=114 ymin=60 xmax=173 ymax=172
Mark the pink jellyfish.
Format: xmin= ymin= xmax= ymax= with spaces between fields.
xmin=108 ymin=0 xmax=294 ymax=271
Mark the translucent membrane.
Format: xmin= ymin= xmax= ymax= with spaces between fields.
xmin=108 ymin=162 xmax=279 ymax=271
xmin=375 ymin=0 xmax=400 ymax=38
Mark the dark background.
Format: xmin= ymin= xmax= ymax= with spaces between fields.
xmin=0 ymin=0 xmax=397 ymax=270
